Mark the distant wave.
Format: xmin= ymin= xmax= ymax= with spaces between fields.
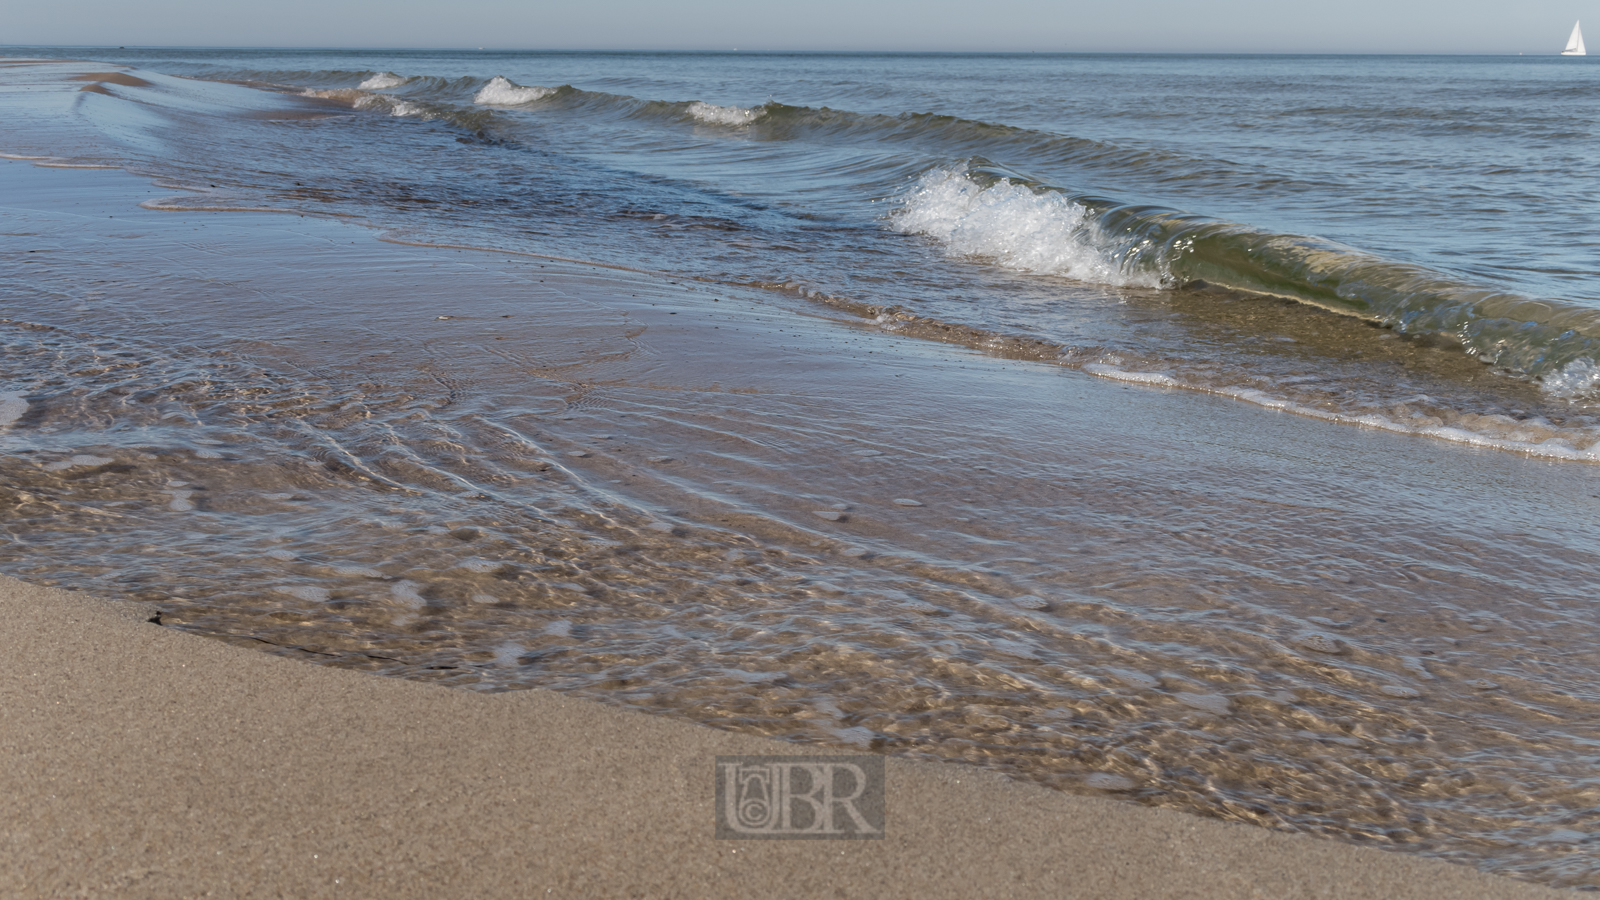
xmin=472 ymin=75 xmax=556 ymax=107
xmin=358 ymin=72 xmax=408 ymax=90
xmin=685 ymin=101 xmax=764 ymax=126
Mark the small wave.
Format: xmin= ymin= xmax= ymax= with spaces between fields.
xmin=358 ymin=72 xmax=408 ymax=90
xmin=300 ymin=87 xmax=363 ymax=103
xmin=473 ymin=76 xmax=555 ymax=107
xmin=301 ymin=88 xmax=441 ymax=121
xmin=891 ymin=165 xmax=1600 ymax=398
xmin=1541 ymin=359 xmax=1600 ymax=400
xmin=388 ymin=99 xmax=427 ymax=118
xmin=1085 ymin=363 xmax=1600 ymax=461
xmin=890 ymin=167 xmax=1160 ymax=288
xmin=1081 ymin=364 xmax=1179 ymax=386
xmin=303 ymin=88 xmax=407 ymax=115
xmin=685 ymin=101 xmax=763 ymax=126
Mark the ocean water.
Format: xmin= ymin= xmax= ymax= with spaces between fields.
xmin=4 ymin=49 xmax=1600 ymax=887
xmin=12 ymin=49 xmax=1600 ymax=451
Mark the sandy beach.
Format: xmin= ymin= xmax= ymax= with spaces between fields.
xmin=0 ymin=156 xmax=1576 ymax=900
xmin=0 ymin=574 xmax=1565 ymax=898
xmin=3 ymin=59 xmax=1599 ymax=895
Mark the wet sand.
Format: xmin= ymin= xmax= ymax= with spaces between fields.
xmin=0 ymin=574 xmax=1562 ymax=899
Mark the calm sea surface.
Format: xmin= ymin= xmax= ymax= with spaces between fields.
xmin=4 ymin=50 xmax=1600 ymax=887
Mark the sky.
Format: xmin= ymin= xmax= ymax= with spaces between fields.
xmin=4 ymin=0 xmax=1593 ymax=54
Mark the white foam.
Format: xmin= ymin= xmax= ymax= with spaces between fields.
xmin=1082 ymin=364 xmax=1180 ymax=387
xmin=0 ymin=393 xmax=27 ymax=429
xmin=685 ymin=101 xmax=763 ymax=126
xmin=473 ymin=76 xmax=555 ymax=107
xmin=358 ymin=72 xmax=408 ymax=90
xmin=1541 ymin=357 xmax=1600 ymax=400
xmin=1085 ymin=363 xmax=1600 ymax=463
xmin=301 ymin=87 xmax=363 ymax=103
xmin=313 ymin=89 xmax=430 ymax=119
xmin=891 ymin=168 xmax=1161 ymax=288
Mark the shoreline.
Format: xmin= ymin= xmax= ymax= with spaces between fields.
xmin=4 ymin=63 xmax=1600 ymax=892
xmin=0 ymin=574 xmax=1562 ymax=898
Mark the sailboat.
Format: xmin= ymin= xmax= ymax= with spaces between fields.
xmin=1562 ymin=20 xmax=1586 ymax=56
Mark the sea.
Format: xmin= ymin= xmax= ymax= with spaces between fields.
xmin=3 ymin=49 xmax=1600 ymax=887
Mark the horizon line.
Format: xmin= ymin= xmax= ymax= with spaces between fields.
xmin=1 ymin=44 xmax=1588 ymax=57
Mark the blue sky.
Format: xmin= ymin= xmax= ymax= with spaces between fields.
xmin=6 ymin=0 xmax=1592 ymax=54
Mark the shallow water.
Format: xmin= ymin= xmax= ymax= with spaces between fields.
xmin=4 ymin=56 xmax=1600 ymax=888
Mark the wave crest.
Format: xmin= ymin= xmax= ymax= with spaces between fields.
xmin=892 ymin=165 xmax=1600 ymax=397
xmin=358 ymin=72 xmax=408 ymax=90
xmin=473 ymin=75 xmax=555 ymax=107
xmin=890 ymin=167 xmax=1160 ymax=288
xmin=685 ymin=101 xmax=763 ymax=126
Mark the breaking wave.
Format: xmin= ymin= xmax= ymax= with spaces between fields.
xmin=890 ymin=167 xmax=1160 ymax=289
xmin=892 ymin=166 xmax=1600 ymax=397
xmin=472 ymin=75 xmax=556 ymax=107
xmin=358 ymin=72 xmax=408 ymax=90
xmin=685 ymin=101 xmax=764 ymax=126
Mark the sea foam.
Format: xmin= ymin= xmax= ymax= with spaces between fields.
xmin=685 ymin=101 xmax=763 ymax=126
xmin=891 ymin=168 xmax=1159 ymax=288
xmin=473 ymin=76 xmax=555 ymax=107
xmin=387 ymin=100 xmax=426 ymax=118
xmin=358 ymin=72 xmax=408 ymax=90
xmin=1540 ymin=357 xmax=1600 ymax=401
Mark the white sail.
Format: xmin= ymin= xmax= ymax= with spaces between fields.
xmin=1562 ymin=20 xmax=1586 ymax=55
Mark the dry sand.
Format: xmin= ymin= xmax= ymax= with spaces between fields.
xmin=0 ymin=575 xmax=1562 ymax=899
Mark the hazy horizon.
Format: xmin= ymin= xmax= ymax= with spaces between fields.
xmin=4 ymin=0 xmax=1593 ymax=56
